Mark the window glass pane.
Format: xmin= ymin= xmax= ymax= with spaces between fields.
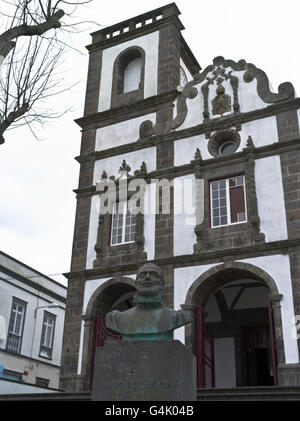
xmin=211 ymin=182 xmax=219 ymax=191
xmin=220 ymin=216 xmax=227 ymax=225
xmin=219 ymin=189 xmax=226 ymax=198
xmin=219 ymin=180 xmax=226 ymax=189
xmin=230 ymin=184 xmax=246 ymax=223
xmin=212 ymin=190 xmax=219 ymax=199
xmin=229 ymin=177 xmax=237 ymax=187
xmin=213 ymin=217 xmax=220 ymax=227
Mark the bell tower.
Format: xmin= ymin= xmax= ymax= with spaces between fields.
xmin=60 ymin=3 xmax=201 ymax=392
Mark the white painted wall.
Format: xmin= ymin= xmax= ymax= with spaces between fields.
xmin=255 ymin=155 xmax=288 ymax=242
xmin=0 ymin=260 xmax=66 ymax=390
xmin=98 ymin=31 xmax=159 ymax=112
xmin=241 ymin=116 xmax=278 ymax=147
xmin=174 ymin=134 xmax=211 ymax=166
xmin=0 ymin=273 xmax=65 ymax=368
xmin=174 ymin=116 xmax=279 ymax=166
xmin=95 ymin=113 xmax=156 ymax=152
xmin=93 ymin=147 xmax=156 ymax=184
xmin=0 ymin=379 xmax=59 ymax=394
xmin=174 ymin=67 xmax=275 ymax=132
xmin=173 ymin=175 xmax=197 ymax=256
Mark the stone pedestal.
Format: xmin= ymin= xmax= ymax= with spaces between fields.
xmin=92 ymin=340 xmax=197 ymax=401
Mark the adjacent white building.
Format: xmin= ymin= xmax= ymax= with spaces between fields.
xmin=0 ymin=251 xmax=66 ymax=393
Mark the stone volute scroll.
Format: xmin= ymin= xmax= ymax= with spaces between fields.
xmin=105 ymin=263 xmax=191 ymax=341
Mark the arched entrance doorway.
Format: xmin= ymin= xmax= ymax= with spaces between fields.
xmin=82 ymin=277 xmax=137 ymax=390
xmin=185 ymin=263 xmax=284 ymax=389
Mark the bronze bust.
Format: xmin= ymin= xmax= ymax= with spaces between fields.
xmin=105 ymin=263 xmax=191 ymax=341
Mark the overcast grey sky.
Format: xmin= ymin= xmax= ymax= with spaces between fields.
xmin=0 ymin=0 xmax=299 ymax=285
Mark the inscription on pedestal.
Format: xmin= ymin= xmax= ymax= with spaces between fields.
xmin=92 ymin=341 xmax=197 ymax=401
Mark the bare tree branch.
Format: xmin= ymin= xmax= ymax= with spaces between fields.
xmin=0 ymin=0 xmax=97 ymax=144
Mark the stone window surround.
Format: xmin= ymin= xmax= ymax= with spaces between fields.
xmin=193 ymin=150 xmax=265 ymax=253
xmin=208 ymin=129 xmax=241 ymax=158
xmin=93 ymin=180 xmax=147 ymax=269
xmin=39 ymin=310 xmax=56 ymax=360
xmin=111 ymin=46 xmax=146 ymax=109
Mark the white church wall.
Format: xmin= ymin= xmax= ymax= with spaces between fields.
xmin=173 ymin=175 xmax=197 ymax=256
xmin=174 ymin=134 xmax=210 ymax=166
xmin=255 ymin=155 xmax=288 ymax=242
xmin=95 ymin=113 xmax=156 ymax=152
xmin=174 ymin=116 xmax=278 ymax=166
xmin=174 ymin=68 xmax=276 ymax=133
xmin=241 ymin=116 xmax=278 ymax=147
xmin=98 ymin=32 xmax=159 ymax=112
xmin=93 ymin=147 xmax=156 ymax=184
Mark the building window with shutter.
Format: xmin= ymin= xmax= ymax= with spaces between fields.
xmin=111 ymin=201 xmax=136 ymax=246
xmin=39 ymin=311 xmax=56 ymax=359
xmin=210 ymin=175 xmax=247 ymax=228
xmin=6 ymin=297 xmax=27 ymax=354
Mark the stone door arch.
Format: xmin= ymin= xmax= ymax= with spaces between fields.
xmin=184 ymin=262 xmax=284 ymax=387
xmin=79 ymin=276 xmax=137 ymax=390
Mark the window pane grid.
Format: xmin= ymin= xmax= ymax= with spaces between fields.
xmin=111 ymin=202 xmax=136 ymax=245
xmin=211 ymin=176 xmax=246 ymax=228
xmin=211 ymin=180 xmax=228 ymax=227
xmin=40 ymin=313 xmax=55 ymax=359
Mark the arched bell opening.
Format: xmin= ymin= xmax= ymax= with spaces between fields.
xmin=111 ymin=46 xmax=146 ymax=107
xmin=185 ymin=263 xmax=284 ymax=389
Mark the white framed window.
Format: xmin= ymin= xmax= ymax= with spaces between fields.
xmin=210 ymin=175 xmax=247 ymax=228
xmin=39 ymin=312 xmax=56 ymax=359
xmin=111 ymin=201 xmax=136 ymax=246
xmin=6 ymin=297 xmax=27 ymax=354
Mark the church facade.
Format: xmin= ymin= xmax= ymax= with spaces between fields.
xmin=60 ymin=3 xmax=300 ymax=392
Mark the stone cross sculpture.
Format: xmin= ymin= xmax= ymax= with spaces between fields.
xmin=105 ymin=263 xmax=191 ymax=341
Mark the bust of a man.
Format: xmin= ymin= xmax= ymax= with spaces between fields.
xmin=105 ymin=263 xmax=191 ymax=341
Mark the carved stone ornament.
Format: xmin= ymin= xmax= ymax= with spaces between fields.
xmin=212 ymin=84 xmax=232 ymax=116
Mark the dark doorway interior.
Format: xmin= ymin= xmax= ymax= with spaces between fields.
xmin=244 ymin=348 xmax=274 ymax=386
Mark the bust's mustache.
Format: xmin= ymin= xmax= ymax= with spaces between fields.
xmin=133 ymin=291 xmax=166 ymax=305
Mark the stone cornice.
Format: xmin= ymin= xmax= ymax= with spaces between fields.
xmin=87 ymin=12 xmax=184 ymax=52
xmin=75 ymin=97 xmax=300 ymax=164
xmin=75 ymin=91 xmax=178 ymax=130
xmin=64 ymin=238 xmax=300 ymax=280
xmin=73 ymin=136 xmax=300 ymax=199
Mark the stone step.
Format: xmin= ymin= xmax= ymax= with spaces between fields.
xmin=197 ymin=386 xmax=300 ymax=401
xmin=0 ymin=386 xmax=300 ymax=401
